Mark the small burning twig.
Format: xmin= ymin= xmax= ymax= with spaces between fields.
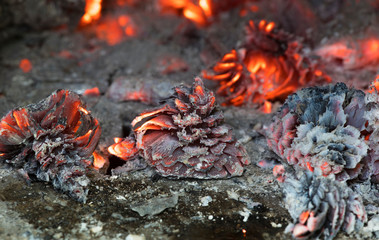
xmin=203 ymin=20 xmax=330 ymax=109
xmin=0 ymin=90 xmax=101 ymax=202
xmin=108 ymin=77 xmax=250 ymax=178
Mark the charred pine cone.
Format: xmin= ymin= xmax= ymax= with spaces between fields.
xmin=284 ymin=171 xmax=367 ymax=240
xmin=108 ymin=77 xmax=250 ymax=178
xmin=265 ymin=83 xmax=371 ymax=182
xmin=203 ymin=20 xmax=330 ymax=106
xmin=0 ymin=90 xmax=101 ymax=202
xmin=365 ymin=79 xmax=379 ymax=183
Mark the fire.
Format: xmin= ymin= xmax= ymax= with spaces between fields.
xmin=19 ymin=59 xmax=32 ymax=73
xmin=203 ymin=20 xmax=330 ymax=107
xmin=95 ymin=15 xmax=137 ymax=46
xmin=80 ymin=0 xmax=102 ymax=26
xmin=92 ymin=151 xmax=106 ymax=169
xmin=315 ymin=36 xmax=379 ymax=70
xmin=159 ymin=0 xmax=213 ymax=26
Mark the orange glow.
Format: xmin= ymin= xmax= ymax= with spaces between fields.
xmin=108 ymin=137 xmax=138 ymax=160
xmin=159 ymin=0 xmax=213 ymax=27
xmin=80 ymin=0 xmax=102 ymax=26
xmin=93 ymin=151 xmax=106 ymax=169
xmin=306 ymin=162 xmax=314 ymax=172
xmin=368 ymin=78 xmax=379 ymax=94
xmin=95 ymin=15 xmax=137 ymax=46
xmin=316 ymin=36 xmax=379 ymax=70
xmin=261 ymin=101 xmax=272 ymax=114
xmin=84 ymin=87 xmax=101 ymax=97
xmin=299 ymin=210 xmax=310 ymax=224
xmin=79 ymin=106 xmax=90 ymax=115
xmin=19 ymin=59 xmax=32 ymax=73
xmin=203 ymin=20 xmax=331 ymax=107
xmin=199 ymin=0 xmax=212 ymax=17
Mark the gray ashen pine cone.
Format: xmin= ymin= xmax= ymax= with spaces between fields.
xmin=283 ymin=171 xmax=367 ymax=240
xmin=265 ymin=83 xmax=370 ymax=182
xmin=365 ymin=79 xmax=379 ymax=183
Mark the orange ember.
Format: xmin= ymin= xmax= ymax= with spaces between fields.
xmin=108 ymin=137 xmax=138 ymax=160
xmin=84 ymin=87 xmax=101 ymax=97
xmin=159 ymin=0 xmax=213 ymax=26
xmin=203 ymin=20 xmax=331 ymax=106
xmin=96 ymin=15 xmax=137 ymax=46
xmin=19 ymin=59 xmax=32 ymax=73
xmin=261 ymin=101 xmax=272 ymax=114
xmin=81 ymin=0 xmax=102 ymax=26
xmin=93 ymin=151 xmax=106 ymax=169
xmin=316 ymin=36 xmax=379 ymax=70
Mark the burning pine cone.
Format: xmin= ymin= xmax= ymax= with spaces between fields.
xmin=203 ymin=20 xmax=330 ymax=107
xmin=0 ymin=90 xmax=101 ymax=202
xmin=283 ymin=171 xmax=367 ymax=240
xmin=365 ymin=79 xmax=379 ymax=183
xmin=108 ymin=77 xmax=250 ymax=178
xmin=265 ymin=83 xmax=370 ymax=182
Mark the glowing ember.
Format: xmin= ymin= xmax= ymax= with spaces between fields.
xmin=315 ymin=36 xmax=379 ymax=70
xmin=0 ymin=90 xmax=101 ymax=202
xmin=19 ymin=59 xmax=32 ymax=73
xmin=96 ymin=15 xmax=137 ymax=46
xmin=159 ymin=0 xmax=213 ymax=26
xmin=80 ymin=0 xmax=102 ymax=26
xmin=203 ymin=20 xmax=330 ymax=107
xmin=108 ymin=78 xmax=250 ymax=178
xmin=84 ymin=87 xmax=101 ymax=97
xmin=92 ymin=151 xmax=106 ymax=169
xmin=108 ymin=137 xmax=138 ymax=160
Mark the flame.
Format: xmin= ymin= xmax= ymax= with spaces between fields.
xmin=159 ymin=0 xmax=213 ymax=26
xmin=81 ymin=0 xmax=102 ymax=26
xmin=93 ymin=151 xmax=106 ymax=169
xmin=19 ymin=59 xmax=32 ymax=73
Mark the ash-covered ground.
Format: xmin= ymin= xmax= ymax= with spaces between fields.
xmin=0 ymin=1 xmax=378 ymax=239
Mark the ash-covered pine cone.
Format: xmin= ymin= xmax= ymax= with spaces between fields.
xmin=283 ymin=171 xmax=367 ymax=240
xmin=265 ymin=83 xmax=370 ymax=182
xmin=109 ymin=77 xmax=250 ymax=178
xmin=203 ymin=20 xmax=330 ymax=106
xmin=0 ymin=90 xmax=101 ymax=202
xmin=365 ymin=79 xmax=379 ymax=183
